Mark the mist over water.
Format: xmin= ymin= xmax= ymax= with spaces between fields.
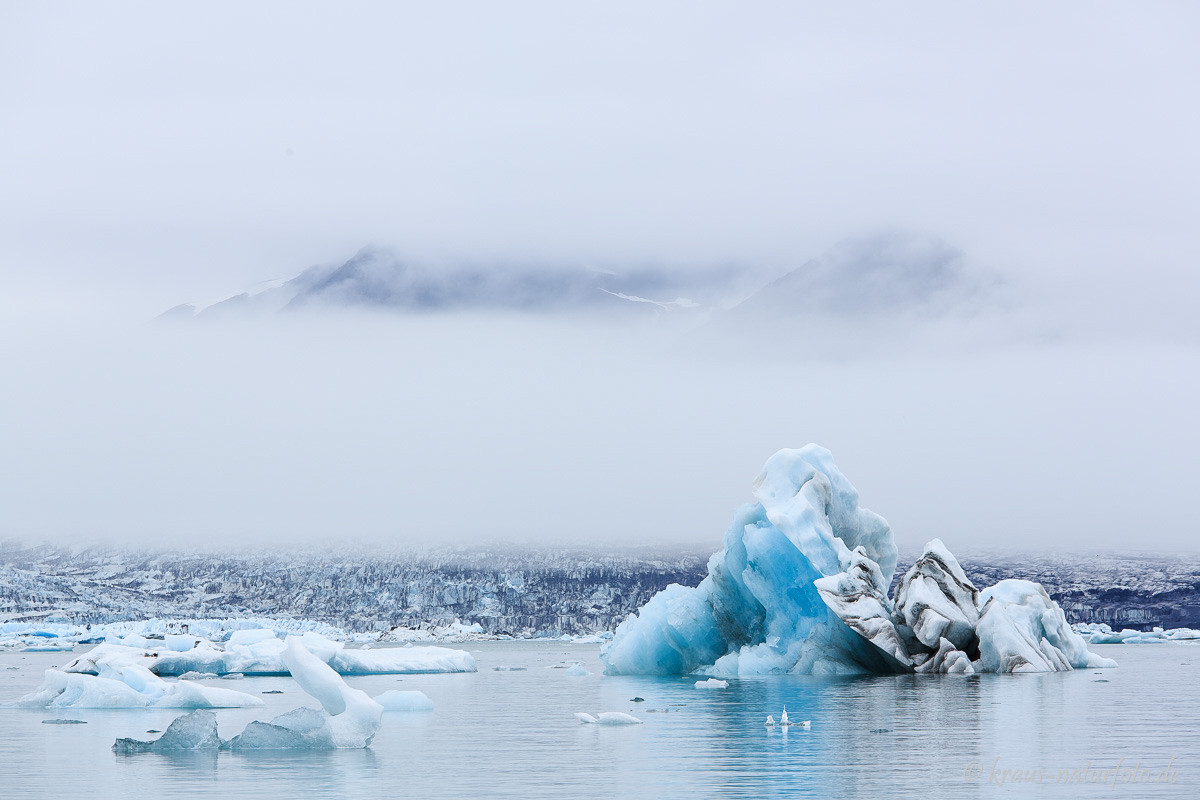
xmin=2 ymin=3 xmax=1198 ymax=556
xmin=2 ymin=295 xmax=1196 ymax=555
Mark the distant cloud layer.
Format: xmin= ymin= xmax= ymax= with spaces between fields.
xmin=0 ymin=3 xmax=1197 ymax=553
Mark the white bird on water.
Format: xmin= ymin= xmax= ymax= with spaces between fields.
xmin=777 ymin=708 xmax=810 ymax=729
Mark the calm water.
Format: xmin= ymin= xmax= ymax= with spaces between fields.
xmin=1 ymin=642 xmax=1195 ymax=799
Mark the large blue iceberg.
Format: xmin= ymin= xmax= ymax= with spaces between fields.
xmin=601 ymin=445 xmax=1115 ymax=676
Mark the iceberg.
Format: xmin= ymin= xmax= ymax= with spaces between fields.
xmin=892 ymin=538 xmax=980 ymax=653
xmin=1073 ymin=623 xmax=1200 ymax=644
xmin=601 ymin=445 xmax=1115 ymax=677
xmin=60 ymin=631 xmax=476 ymax=677
xmin=274 ymin=636 xmax=383 ymax=748
xmin=114 ymin=638 xmax=384 ymax=752
xmin=975 ymin=580 xmax=1117 ymax=672
xmin=1 ymin=617 xmax=380 ymax=654
xmin=18 ymin=655 xmax=264 ymax=709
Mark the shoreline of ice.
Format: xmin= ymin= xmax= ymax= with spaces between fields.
xmin=1072 ymin=622 xmax=1200 ymax=644
xmin=0 ymin=617 xmax=614 ymax=653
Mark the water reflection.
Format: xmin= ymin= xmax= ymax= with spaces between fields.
xmin=3 ymin=643 xmax=1198 ymax=799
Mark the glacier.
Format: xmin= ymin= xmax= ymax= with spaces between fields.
xmin=600 ymin=445 xmax=1116 ymax=676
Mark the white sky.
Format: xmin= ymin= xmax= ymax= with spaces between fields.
xmin=1 ymin=2 xmax=1197 ymax=553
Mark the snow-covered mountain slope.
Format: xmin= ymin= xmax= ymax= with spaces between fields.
xmin=163 ymin=246 xmax=746 ymax=320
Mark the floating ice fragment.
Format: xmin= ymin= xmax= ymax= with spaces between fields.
xmin=1073 ymin=623 xmax=1200 ymax=644
xmin=576 ymin=711 xmax=642 ymax=725
xmin=225 ymin=708 xmax=334 ymax=750
xmin=374 ymin=690 xmax=434 ymax=712
xmin=564 ymin=664 xmax=591 ymax=676
xmin=694 ymin=678 xmax=728 ymax=688
xmin=113 ymin=710 xmax=225 ymax=754
xmin=18 ymin=663 xmax=263 ymax=709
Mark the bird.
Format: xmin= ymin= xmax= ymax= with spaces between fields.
xmin=779 ymin=708 xmax=811 ymax=729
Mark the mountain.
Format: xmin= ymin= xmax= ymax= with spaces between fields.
xmin=731 ymin=232 xmax=989 ymax=319
xmin=163 ymin=246 xmax=745 ymax=320
xmin=696 ymin=231 xmax=1010 ymax=356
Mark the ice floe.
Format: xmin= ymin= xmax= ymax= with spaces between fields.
xmin=374 ymin=690 xmax=434 ymax=712
xmin=0 ymin=617 xmax=371 ymax=652
xmin=58 ymin=630 xmax=475 ymax=677
xmin=1073 ymin=623 xmax=1200 ymax=644
xmin=18 ymin=658 xmax=264 ymax=709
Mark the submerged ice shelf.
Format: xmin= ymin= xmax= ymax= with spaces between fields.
xmin=601 ymin=445 xmax=1117 ymax=677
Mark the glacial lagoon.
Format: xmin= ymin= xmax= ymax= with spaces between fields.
xmin=1 ymin=641 xmax=1196 ymax=799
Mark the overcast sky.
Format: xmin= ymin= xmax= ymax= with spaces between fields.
xmin=1 ymin=2 xmax=1197 ymax=554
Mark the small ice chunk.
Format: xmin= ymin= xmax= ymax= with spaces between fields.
xmin=227 ymin=629 xmax=278 ymax=646
xmin=113 ymin=710 xmax=225 ymax=753
xmin=597 ymin=712 xmax=643 ymax=725
xmin=330 ymin=645 xmax=477 ymax=675
xmin=564 ymin=664 xmax=591 ymax=676
xmin=225 ymin=708 xmax=335 ymax=750
xmin=574 ymin=713 xmax=598 ymax=724
xmin=164 ymin=635 xmax=199 ymax=652
xmin=374 ymin=690 xmax=434 ymax=712
xmin=694 ymin=678 xmax=728 ymax=688
xmin=225 ymin=721 xmax=314 ymax=750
